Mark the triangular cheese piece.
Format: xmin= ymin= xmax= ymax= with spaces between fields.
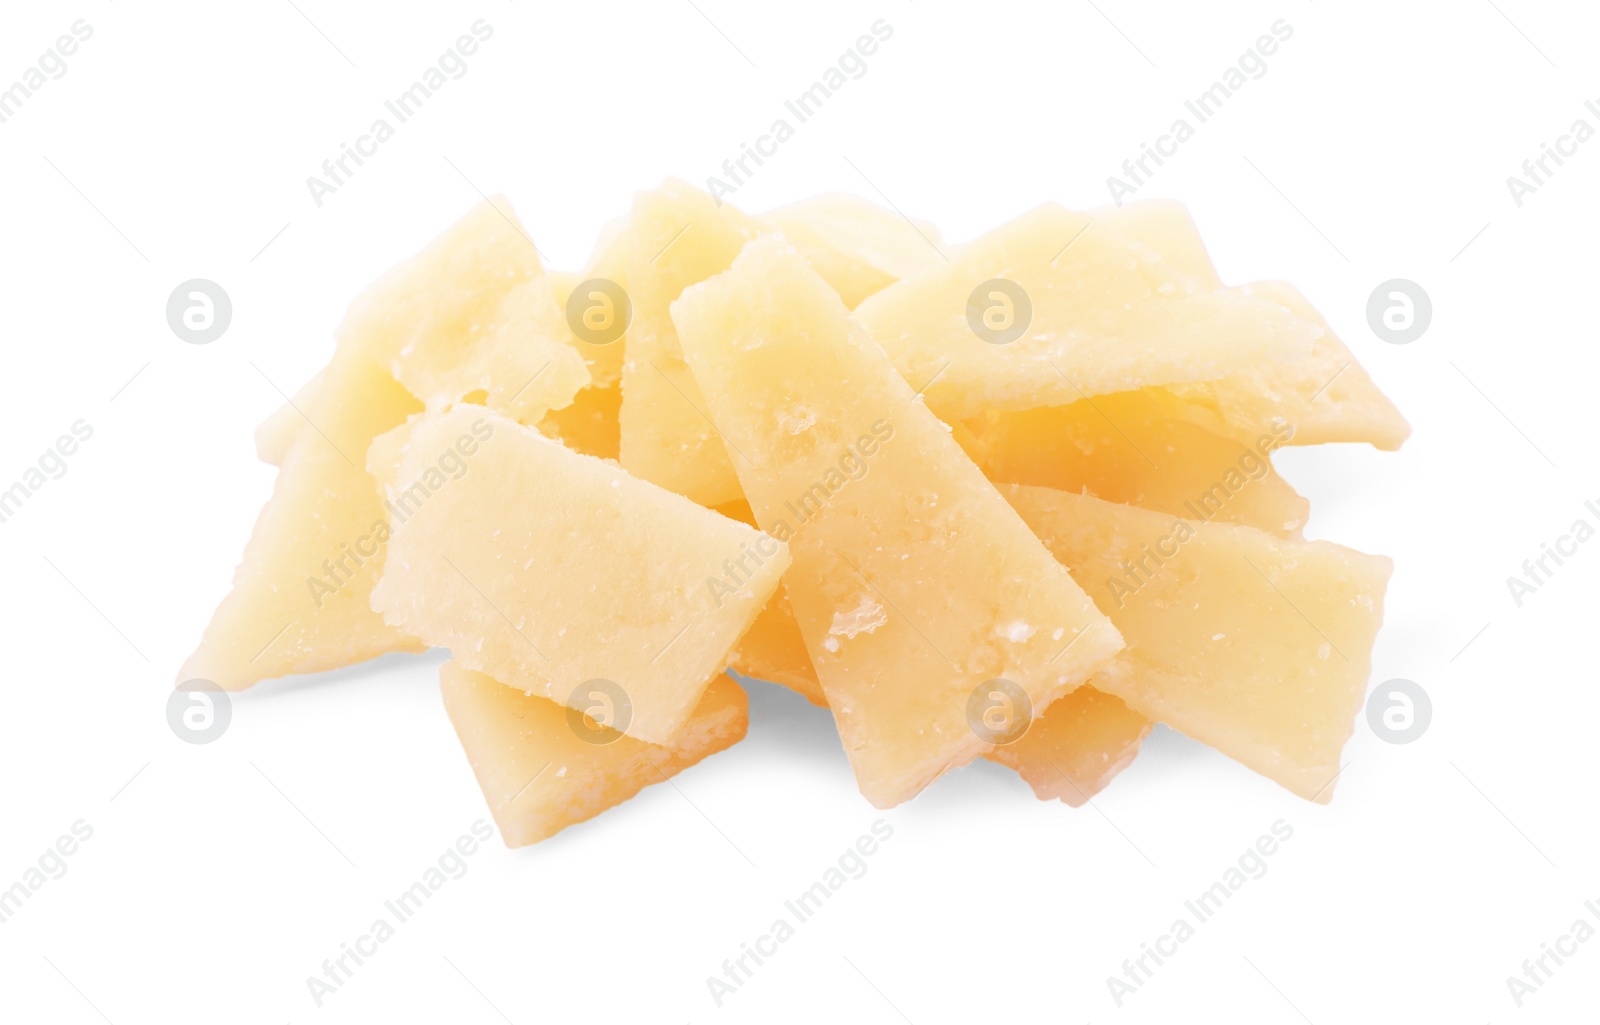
xmin=718 ymin=500 xmax=1155 ymax=801
xmin=1005 ymin=485 xmax=1392 ymax=802
xmin=338 ymin=197 xmax=588 ymax=421
xmin=179 ymin=348 xmax=425 ymax=690
xmin=369 ymin=406 xmax=788 ymax=744
xmin=185 ymin=200 xmax=581 ymax=688
xmin=442 ymin=660 xmax=747 ymax=846
xmin=853 ymin=202 xmax=1321 ymax=421
xmin=618 ymin=180 xmax=765 ymax=505
xmin=672 ymin=235 xmax=1124 ymax=807
xmin=1093 ymin=201 xmax=1411 ymax=449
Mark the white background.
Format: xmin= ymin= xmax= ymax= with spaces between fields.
xmin=1 ymin=1 xmax=1596 ymax=1021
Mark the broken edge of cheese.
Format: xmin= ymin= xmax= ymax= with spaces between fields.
xmin=441 ymin=660 xmax=747 ymax=847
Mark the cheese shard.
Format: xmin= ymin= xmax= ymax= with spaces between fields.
xmin=369 ymin=406 xmax=788 ymax=745
xmin=179 ymin=349 xmax=425 ymax=690
xmin=1005 ymin=485 xmax=1392 ymax=803
xmin=985 ymin=686 xmax=1152 ymax=805
xmin=252 ymin=199 xmax=587 ymax=467
xmin=255 ymin=369 xmax=323 ymax=465
xmin=718 ymin=493 xmax=1150 ymax=798
xmin=765 ymin=194 xmax=945 ymax=308
xmin=618 ymin=180 xmax=765 ymax=506
xmin=1092 ymin=201 xmax=1411 ymax=449
xmin=337 ymin=197 xmax=586 ymax=422
xmin=1166 ymin=281 xmax=1412 ymax=449
xmin=441 ymin=660 xmax=747 ymax=847
xmin=672 ymin=235 xmax=1124 ymax=808
xmin=959 ymin=390 xmax=1309 ymax=538
xmin=187 ymin=201 xmax=584 ymax=688
xmin=852 ymin=202 xmax=1321 ymax=422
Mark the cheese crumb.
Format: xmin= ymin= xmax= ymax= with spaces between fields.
xmin=830 ymin=594 xmax=887 ymax=639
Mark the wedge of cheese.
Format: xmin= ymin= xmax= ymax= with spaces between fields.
xmin=1006 ymin=485 xmax=1392 ymax=802
xmin=179 ymin=348 xmax=425 ymax=690
xmin=1093 ymin=201 xmax=1411 ymax=449
xmin=186 ymin=201 xmax=589 ymax=689
xmin=673 ymin=236 xmax=1124 ymax=808
xmin=765 ymin=193 xmax=945 ymax=308
xmin=985 ymin=685 xmax=1152 ymax=806
xmin=720 ymin=496 xmax=1152 ymax=803
xmin=852 ymin=202 xmax=1321 ymax=422
xmin=959 ymin=389 xmax=1309 ymax=538
xmin=441 ymin=660 xmax=748 ymax=846
xmin=369 ymin=406 xmax=788 ymax=745
xmin=618 ymin=180 xmax=765 ymax=506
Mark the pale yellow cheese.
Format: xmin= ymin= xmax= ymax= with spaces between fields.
xmin=721 ymin=499 xmax=1153 ymax=802
xmin=369 ymin=405 xmax=788 ymax=745
xmin=187 ymin=200 xmax=584 ymax=689
xmin=618 ymin=180 xmax=764 ymax=506
xmin=765 ymin=193 xmax=945 ymax=308
xmin=1094 ymin=201 xmax=1411 ymax=449
xmin=959 ymin=389 xmax=1309 ymax=538
xmin=1006 ymin=485 xmax=1392 ymax=802
xmin=254 ymin=368 xmax=322 ymax=466
xmin=672 ymin=236 xmax=1124 ymax=808
xmin=985 ymin=685 xmax=1152 ymax=806
xmin=852 ymin=202 xmax=1321 ymax=421
xmin=441 ymin=660 xmax=747 ymax=846
xmin=179 ymin=349 xmax=425 ymax=690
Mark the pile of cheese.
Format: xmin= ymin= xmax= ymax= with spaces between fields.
xmin=183 ymin=181 xmax=1407 ymax=846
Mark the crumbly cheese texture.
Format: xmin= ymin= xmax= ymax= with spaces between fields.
xmin=1092 ymin=200 xmax=1411 ymax=449
xmin=1005 ymin=484 xmax=1392 ymax=803
xmin=369 ymin=405 xmax=788 ymax=745
xmin=672 ymin=235 xmax=1124 ymax=808
xmin=441 ymin=660 xmax=747 ymax=847
xmin=852 ymin=201 xmax=1322 ymax=422
xmin=336 ymin=196 xmax=588 ymax=422
xmin=958 ymin=389 xmax=1309 ymax=538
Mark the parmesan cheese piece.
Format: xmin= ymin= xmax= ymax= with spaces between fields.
xmin=853 ymin=202 xmax=1321 ymax=422
xmin=672 ymin=235 xmax=1123 ymax=807
xmin=1006 ymin=484 xmax=1392 ymax=803
xmin=369 ymin=405 xmax=788 ymax=745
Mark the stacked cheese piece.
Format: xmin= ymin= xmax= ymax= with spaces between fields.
xmin=183 ymin=182 xmax=1406 ymax=845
